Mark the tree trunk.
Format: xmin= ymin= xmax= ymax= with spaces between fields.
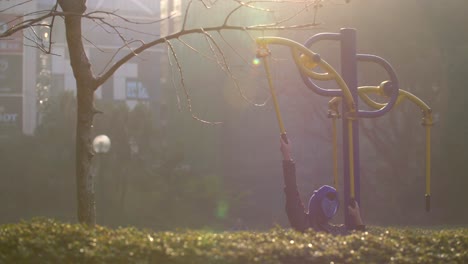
xmin=75 ymin=83 xmax=96 ymax=226
xmin=59 ymin=0 xmax=98 ymax=226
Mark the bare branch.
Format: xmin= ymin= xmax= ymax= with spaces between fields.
xmin=1 ymin=1 xmax=321 ymax=110
xmin=181 ymin=0 xmax=194 ymax=31
xmin=270 ymin=1 xmax=317 ymax=27
xmin=0 ymin=9 xmax=170 ymax=40
xmin=166 ymin=39 xmax=222 ymax=124
xmin=97 ymin=39 xmax=145 ymax=77
xmin=199 ymin=0 xmax=218 ymax=9
xmin=202 ymin=29 xmax=268 ymax=107
xmin=218 ymin=31 xmax=251 ymax=66
xmin=0 ymin=0 xmax=33 ymax=13
xmin=25 ymin=26 xmax=50 ymax=53
xmin=90 ymin=17 xmax=161 ymax=38
xmin=85 ymin=10 xmax=173 ymax=25
xmin=177 ymin=37 xmax=217 ymax=62
xmin=166 ymin=44 xmax=182 ymax=112
xmin=312 ymin=0 xmax=321 ymax=25
xmin=82 ymin=35 xmax=105 ymax=53
xmin=202 ymin=30 xmax=226 ymax=70
xmin=24 ymin=35 xmax=48 ymax=53
xmin=166 ymin=39 xmax=189 ymax=109
xmin=0 ymin=11 xmax=54 ymax=38
xmin=46 ymin=3 xmax=59 ymax=54
xmin=96 ymin=22 xmax=319 ymax=87
xmin=233 ymin=0 xmax=272 ymax=13
xmin=223 ymin=0 xmax=272 ymax=27
xmin=2 ymin=2 xmax=320 ymax=87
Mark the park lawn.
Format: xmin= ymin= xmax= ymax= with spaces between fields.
xmin=0 ymin=218 xmax=466 ymax=263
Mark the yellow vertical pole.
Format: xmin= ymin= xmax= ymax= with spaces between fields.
xmin=332 ymin=118 xmax=339 ymax=188
xmin=348 ymin=119 xmax=355 ymax=198
xmin=425 ymin=125 xmax=431 ymax=211
xmin=262 ymin=56 xmax=287 ymax=136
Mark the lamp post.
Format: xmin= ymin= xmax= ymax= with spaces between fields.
xmin=92 ymin=134 xmax=111 ymax=181
xmin=92 ymin=134 xmax=111 ymax=221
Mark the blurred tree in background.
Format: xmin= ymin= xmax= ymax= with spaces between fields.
xmin=350 ymin=0 xmax=468 ymax=225
xmin=0 ymin=92 xmax=229 ymax=230
xmin=421 ymin=0 xmax=468 ymax=223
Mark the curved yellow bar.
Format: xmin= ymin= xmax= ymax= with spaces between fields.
xmin=291 ymin=48 xmax=335 ymax=81
xmin=357 ymin=86 xmax=386 ymax=109
xmin=399 ymin=90 xmax=431 ymax=112
xmin=357 ymin=86 xmax=433 ymax=208
xmin=357 ymin=86 xmax=431 ymax=114
xmin=257 ymin=37 xmax=356 ymax=112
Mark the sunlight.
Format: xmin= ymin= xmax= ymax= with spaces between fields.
xmin=252 ymin=57 xmax=261 ymax=66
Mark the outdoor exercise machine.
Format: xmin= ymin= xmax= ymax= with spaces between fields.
xmin=256 ymin=28 xmax=433 ymax=229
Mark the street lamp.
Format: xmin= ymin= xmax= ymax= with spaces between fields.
xmin=92 ymin=134 xmax=111 ymax=221
xmin=93 ymin=134 xmax=111 ymax=154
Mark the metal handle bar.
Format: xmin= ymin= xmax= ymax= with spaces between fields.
xmin=256 ymin=37 xmax=356 ymax=112
xmin=300 ymin=33 xmax=343 ymax=97
xmin=355 ymin=54 xmax=400 ymax=118
xmin=299 ymin=34 xmax=400 ymax=118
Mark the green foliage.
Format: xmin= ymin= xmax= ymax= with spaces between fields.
xmin=0 ymin=219 xmax=467 ymax=264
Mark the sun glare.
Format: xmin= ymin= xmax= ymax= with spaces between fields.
xmin=252 ymin=57 xmax=261 ymax=66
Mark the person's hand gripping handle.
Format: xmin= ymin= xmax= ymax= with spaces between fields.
xmin=280 ymin=134 xmax=292 ymax=161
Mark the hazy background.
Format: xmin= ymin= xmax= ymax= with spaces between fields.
xmin=1 ymin=0 xmax=467 ymax=230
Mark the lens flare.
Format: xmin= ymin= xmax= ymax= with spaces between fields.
xmin=252 ymin=57 xmax=261 ymax=66
xmin=216 ymin=200 xmax=229 ymax=219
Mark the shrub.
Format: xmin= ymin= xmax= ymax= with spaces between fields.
xmin=0 ymin=219 xmax=467 ymax=263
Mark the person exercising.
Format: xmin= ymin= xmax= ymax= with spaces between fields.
xmin=280 ymin=137 xmax=365 ymax=234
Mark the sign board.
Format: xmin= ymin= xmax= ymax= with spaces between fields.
xmin=0 ymin=15 xmax=23 ymax=95
xmin=0 ymin=54 xmax=22 ymax=94
xmin=0 ymin=14 xmax=23 ymax=54
xmin=0 ymin=97 xmax=22 ymax=136
xmin=126 ymin=78 xmax=149 ymax=100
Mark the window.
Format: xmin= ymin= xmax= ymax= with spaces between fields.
xmin=126 ymin=78 xmax=149 ymax=100
xmin=171 ymin=0 xmax=181 ymax=17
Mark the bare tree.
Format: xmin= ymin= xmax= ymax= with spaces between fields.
xmin=0 ymin=0 xmax=332 ymax=226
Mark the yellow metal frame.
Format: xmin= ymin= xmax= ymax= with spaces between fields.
xmin=257 ymin=36 xmax=433 ymax=207
xmin=257 ymin=37 xmax=356 ymax=112
xmin=328 ymin=98 xmax=341 ymax=189
xmin=348 ymin=119 xmax=355 ymax=198
xmin=257 ymin=37 xmax=359 ymax=196
xmin=342 ymin=85 xmax=433 ymax=200
xmin=261 ymin=55 xmax=287 ymax=134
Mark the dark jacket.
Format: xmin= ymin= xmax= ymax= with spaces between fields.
xmin=282 ymin=160 xmax=348 ymax=235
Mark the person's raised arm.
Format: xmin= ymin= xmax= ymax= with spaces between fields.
xmin=280 ymin=137 xmax=296 ymax=189
xmin=280 ymin=137 xmax=308 ymax=232
xmin=280 ymin=136 xmax=293 ymax=161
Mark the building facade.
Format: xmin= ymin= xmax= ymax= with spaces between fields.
xmin=0 ymin=0 xmax=164 ymax=136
